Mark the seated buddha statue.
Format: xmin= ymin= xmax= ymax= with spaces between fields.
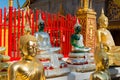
xmin=66 ymin=19 xmax=95 ymax=72
xmin=97 ymin=9 xmax=120 ymax=66
xmin=34 ymin=14 xmax=60 ymax=53
xmin=0 ymin=47 xmax=10 ymax=80
xmin=90 ymin=43 xmax=111 ymax=80
xmin=34 ymin=14 xmax=70 ymax=77
xmin=71 ymin=19 xmax=91 ymax=53
xmin=8 ymin=34 xmax=46 ymax=80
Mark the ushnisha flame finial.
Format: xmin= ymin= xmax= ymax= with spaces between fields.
xmin=39 ymin=13 xmax=44 ymax=24
xmin=100 ymin=8 xmax=106 ymax=17
xmin=101 ymin=8 xmax=104 ymax=14
xmin=74 ymin=18 xmax=81 ymax=29
xmin=98 ymin=8 xmax=108 ymax=22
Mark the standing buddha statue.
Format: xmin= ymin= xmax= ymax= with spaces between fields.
xmin=8 ymin=34 xmax=46 ymax=80
xmin=90 ymin=43 xmax=111 ymax=80
xmin=97 ymin=9 xmax=120 ymax=66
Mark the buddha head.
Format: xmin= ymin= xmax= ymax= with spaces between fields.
xmin=38 ymin=13 xmax=45 ymax=31
xmin=24 ymin=23 xmax=31 ymax=35
xmin=98 ymin=9 xmax=108 ymax=28
xmin=74 ymin=19 xmax=82 ymax=34
xmin=20 ymin=35 xmax=37 ymax=58
xmin=0 ymin=47 xmax=6 ymax=54
xmin=94 ymin=43 xmax=109 ymax=71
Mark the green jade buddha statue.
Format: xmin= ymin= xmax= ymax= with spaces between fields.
xmin=66 ymin=19 xmax=95 ymax=72
xmin=71 ymin=19 xmax=91 ymax=53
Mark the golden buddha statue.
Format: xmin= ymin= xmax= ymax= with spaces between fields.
xmin=8 ymin=35 xmax=46 ymax=80
xmin=90 ymin=43 xmax=111 ymax=80
xmin=0 ymin=47 xmax=10 ymax=80
xmin=97 ymin=9 xmax=120 ymax=66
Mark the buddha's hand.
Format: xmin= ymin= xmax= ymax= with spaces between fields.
xmin=78 ymin=46 xmax=84 ymax=48
xmin=103 ymin=43 xmax=110 ymax=52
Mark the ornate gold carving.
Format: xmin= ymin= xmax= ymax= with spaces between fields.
xmin=107 ymin=0 xmax=120 ymax=21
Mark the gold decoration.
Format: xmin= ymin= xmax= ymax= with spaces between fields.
xmin=107 ymin=0 xmax=120 ymax=21
xmin=114 ymin=0 xmax=120 ymax=6
xmin=76 ymin=0 xmax=96 ymax=53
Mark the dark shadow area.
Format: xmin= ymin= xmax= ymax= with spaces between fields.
xmin=109 ymin=66 xmax=120 ymax=79
xmin=110 ymin=29 xmax=120 ymax=46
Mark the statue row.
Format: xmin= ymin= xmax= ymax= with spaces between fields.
xmin=0 ymin=8 xmax=119 ymax=80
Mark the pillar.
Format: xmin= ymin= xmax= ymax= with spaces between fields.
xmin=76 ymin=0 xmax=96 ymax=53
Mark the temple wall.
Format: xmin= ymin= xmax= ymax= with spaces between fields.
xmin=30 ymin=0 xmax=106 ymax=17
xmin=30 ymin=0 xmax=80 ymax=15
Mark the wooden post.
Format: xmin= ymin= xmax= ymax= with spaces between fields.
xmin=8 ymin=6 xmax=13 ymax=59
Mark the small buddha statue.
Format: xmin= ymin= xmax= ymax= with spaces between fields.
xmin=97 ymin=9 xmax=120 ymax=66
xmin=0 ymin=47 xmax=10 ymax=80
xmin=24 ymin=23 xmax=31 ymax=35
xmin=90 ymin=43 xmax=111 ymax=80
xmin=66 ymin=19 xmax=95 ymax=72
xmin=71 ymin=19 xmax=91 ymax=52
xmin=8 ymin=35 xmax=46 ymax=80
xmin=34 ymin=14 xmax=60 ymax=52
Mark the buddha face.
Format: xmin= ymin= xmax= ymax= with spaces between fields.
xmin=75 ymin=26 xmax=81 ymax=34
xmin=99 ymin=15 xmax=108 ymax=28
xmin=24 ymin=27 xmax=31 ymax=35
xmin=101 ymin=18 xmax=108 ymax=28
xmin=39 ymin=23 xmax=45 ymax=31
xmin=27 ymin=41 xmax=37 ymax=57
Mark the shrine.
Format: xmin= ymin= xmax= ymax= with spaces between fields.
xmin=0 ymin=0 xmax=120 ymax=80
